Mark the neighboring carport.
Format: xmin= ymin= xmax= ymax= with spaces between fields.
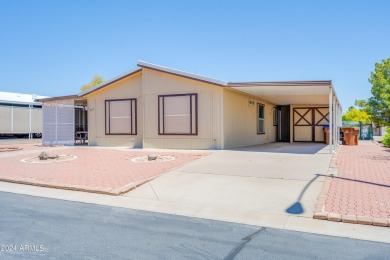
xmin=227 ymin=81 xmax=342 ymax=153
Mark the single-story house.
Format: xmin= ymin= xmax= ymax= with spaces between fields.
xmin=40 ymin=61 xmax=342 ymax=153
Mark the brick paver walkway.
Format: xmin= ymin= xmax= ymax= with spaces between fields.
xmin=315 ymin=141 xmax=390 ymax=226
xmin=0 ymin=146 xmax=206 ymax=195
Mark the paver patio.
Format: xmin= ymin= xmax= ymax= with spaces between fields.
xmin=314 ymin=141 xmax=390 ymax=227
xmin=0 ymin=146 xmax=205 ymax=195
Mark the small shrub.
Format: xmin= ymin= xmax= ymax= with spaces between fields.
xmin=383 ymin=132 xmax=390 ymax=147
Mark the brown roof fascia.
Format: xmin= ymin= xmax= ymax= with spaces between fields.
xmin=38 ymin=95 xmax=79 ymax=102
xmin=138 ymin=64 xmax=227 ymax=87
xmin=79 ymin=68 xmax=142 ymax=97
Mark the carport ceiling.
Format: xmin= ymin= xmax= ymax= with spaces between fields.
xmin=228 ymin=81 xmax=331 ymax=105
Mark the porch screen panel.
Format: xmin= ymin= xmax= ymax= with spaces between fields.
xmin=57 ymin=100 xmax=75 ymax=144
xmin=42 ymin=102 xmax=56 ymax=145
xmin=42 ymin=99 xmax=75 ymax=145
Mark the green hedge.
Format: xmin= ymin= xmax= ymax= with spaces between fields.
xmin=383 ymin=132 xmax=390 ymax=147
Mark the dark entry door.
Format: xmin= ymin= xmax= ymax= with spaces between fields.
xmin=278 ymin=105 xmax=290 ymax=142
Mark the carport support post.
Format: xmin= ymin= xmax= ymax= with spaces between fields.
xmin=329 ymin=87 xmax=333 ymax=154
xmin=29 ymin=104 xmax=32 ymax=139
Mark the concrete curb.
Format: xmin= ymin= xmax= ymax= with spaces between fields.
xmin=313 ymin=146 xmax=390 ymax=228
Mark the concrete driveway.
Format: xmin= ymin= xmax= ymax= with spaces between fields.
xmin=125 ymin=143 xmax=332 ymax=218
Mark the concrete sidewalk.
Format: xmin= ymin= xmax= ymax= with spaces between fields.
xmin=1 ymin=181 xmax=389 ymax=244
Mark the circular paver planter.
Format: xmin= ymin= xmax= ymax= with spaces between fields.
xmin=0 ymin=147 xmax=23 ymax=152
xmin=21 ymin=155 xmax=77 ymax=164
xmin=131 ymin=155 xmax=176 ymax=163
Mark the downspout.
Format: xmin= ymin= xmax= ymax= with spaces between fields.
xmin=29 ymin=104 xmax=32 ymax=139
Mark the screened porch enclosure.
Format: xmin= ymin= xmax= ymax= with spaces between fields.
xmin=42 ymin=98 xmax=88 ymax=146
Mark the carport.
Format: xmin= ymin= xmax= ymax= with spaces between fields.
xmin=228 ymin=81 xmax=343 ymax=153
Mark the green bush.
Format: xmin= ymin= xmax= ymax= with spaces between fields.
xmin=383 ymin=132 xmax=390 ymax=147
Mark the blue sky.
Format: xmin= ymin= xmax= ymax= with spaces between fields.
xmin=0 ymin=0 xmax=389 ymax=109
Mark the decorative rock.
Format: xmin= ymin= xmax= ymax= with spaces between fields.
xmin=48 ymin=155 xmax=59 ymax=159
xmin=148 ymin=154 xmax=158 ymax=161
xmin=39 ymin=152 xmax=49 ymax=160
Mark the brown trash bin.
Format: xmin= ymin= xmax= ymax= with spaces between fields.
xmin=342 ymin=127 xmax=359 ymax=145
xmin=353 ymin=129 xmax=359 ymax=145
xmin=323 ymin=128 xmax=330 ymax=145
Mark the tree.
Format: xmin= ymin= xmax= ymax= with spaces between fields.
xmin=342 ymin=106 xmax=371 ymax=123
xmin=80 ymin=75 xmax=104 ymax=92
xmin=356 ymin=58 xmax=390 ymax=126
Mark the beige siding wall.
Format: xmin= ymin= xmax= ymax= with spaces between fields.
xmin=290 ymin=104 xmax=329 ymax=143
xmin=0 ymin=106 xmax=12 ymax=132
xmin=31 ymin=108 xmax=42 ymax=133
xmin=142 ymin=69 xmax=223 ymax=149
xmin=0 ymin=106 xmax=42 ymax=134
xmin=223 ymin=89 xmax=277 ymax=149
xmin=86 ymin=73 xmax=143 ymax=147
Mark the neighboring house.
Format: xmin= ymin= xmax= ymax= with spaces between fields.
xmin=0 ymin=91 xmax=48 ymax=138
xmin=373 ymin=125 xmax=387 ymax=136
xmin=39 ymin=61 xmax=342 ymax=153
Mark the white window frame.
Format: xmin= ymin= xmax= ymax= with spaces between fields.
xmin=257 ymin=103 xmax=265 ymax=134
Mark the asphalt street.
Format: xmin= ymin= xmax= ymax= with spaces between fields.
xmin=0 ymin=191 xmax=389 ymax=259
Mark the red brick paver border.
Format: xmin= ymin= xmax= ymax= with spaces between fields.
xmin=314 ymin=141 xmax=390 ymax=227
xmin=0 ymin=147 xmax=207 ymax=195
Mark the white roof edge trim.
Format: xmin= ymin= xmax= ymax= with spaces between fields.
xmin=79 ymin=67 xmax=142 ymax=97
xmin=0 ymin=91 xmax=48 ymax=105
xmin=0 ymin=100 xmax=43 ymax=105
xmin=137 ymin=60 xmax=228 ymax=86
